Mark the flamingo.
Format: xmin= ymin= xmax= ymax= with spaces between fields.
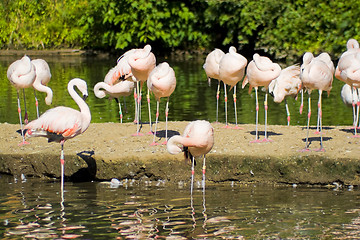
xmin=147 ymin=62 xmax=176 ymax=145
xmin=24 ymin=78 xmax=91 ymax=195
xmin=268 ymin=65 xmax=301 ymax=126
xmin=167 ymin=120 xmax=214 ymax=192
xmin=128 ymin=45 xmax=156 ymax=135
xmin=299 ymin=52 xmax=334 ymax=152
xmin=203 ymin=49 xmax=225 ymax=123
xmin=7 ymin=55 xmax=36 ymax=145
xmin=31 ymin=59 xmax=53 ymax=118
xmin=340 ymin=84 xmax=359 ymax=130
xmin=242 ymin=53 xmax=281 ymax=142
xmin=218 ymin=46 xmax=248 ymax=129
xmin=335 ymin=39 xmax=360 ymax=136
xmin=94 ymin=67 xmax=135 ymax=123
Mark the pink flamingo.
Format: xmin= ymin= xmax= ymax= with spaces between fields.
xmin=7 ymin=55 xmax=36 ymax=145
xmin=31 ymin=59 xmax=53 ymax=118
xmin=219 ymin=46 xmax=248 ymax=129
xmin=167 ymin=120 xmax=214 ymax=192
xmin=242 ymin=53 xmax=281 ymax=142
xmin=128 ymin=45 xmax=156 ymax=135
xmin=25 ymin=78 xmax=91 ymax=194
xmin=299 ymin=52 xmax=334 ymax=151
xmin=147 ymin=62 xmax=176 ymax=145
xmin=335 ymin=39 xmax=360 ymax=136
xmin=340 ymin=84 xmax=359 ymax=130
xmin=203 ymin=49 xmax=225 ymax=123
xmin=268 ymin=65 xmax=301 ymax=126
xmin=94 ymin=67 xmax=134 ymax=123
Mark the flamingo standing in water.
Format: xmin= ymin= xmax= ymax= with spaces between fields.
xmin=31 ymin=59 xmax=53 ymax=118
xmin=242 ymin=53 xmax=281 ymax=142
xmin=268 ymin=65 xmax=301 ymax=126
xmin=203 ymin=49 xmax=225 ymax=123
xmin=94 ymin=67 xmax=134 ymax=123
xmin=25 ymin=78 xmax=91 ymax=195
xmin=7 ymin=55 xmax=36 ymax=145
xmin=335 ymin=39 xmax=360 ymax=136
xmin=167 ymin=120 xmax=214 ymax=192
xmin=300 ymin=52 xmax=334 ymax=151
xmin=218 ymin=46 xmax=247 ymax=129
xmin=147 ymin=62 xmax=176 ymax=145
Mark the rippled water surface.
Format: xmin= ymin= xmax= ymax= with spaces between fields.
xmin=0 ymin=175 xmax=359 ymax=239
xmin=0 ymin=54 xmax=353 ymax=126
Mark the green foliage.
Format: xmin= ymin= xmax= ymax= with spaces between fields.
xmin=1 ymin=0 xmax=360 ymax=61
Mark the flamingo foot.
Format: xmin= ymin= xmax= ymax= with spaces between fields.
xmin=222 ymin=125 xmax=232 ymax=129
xmin=18 ymin=141 xmax=30 ymax=146
xmin=314 ymin=131 xmax=321 ymax=134
xmin=314 ymin=147 xmax=325 ymax=152
xmin=146 ymin=131 xmax=154 ymax=135
xmin=351 ymin=134 xmax=360 ymax=138
xmin=298 ymin=148 xmax=311 ymax=152
xmin=262 ymin=138 xmax=273 ymax=142
xmin=132 ymin=132 xmax=144 ymax=136
xmin=161 ymin=140 xmax=168 ymax=145
xmin=250 ymin=139 xmax=263 ymax=143
xmin=133 ymin=120 xmax=138 ymax=124
xmin=232 ymin=126 xmax=244 ymax=130
xmin=150 ymin=141 xmax=159 ymax=146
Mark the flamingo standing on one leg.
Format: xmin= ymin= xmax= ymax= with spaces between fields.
xmin=203 ymin=49 xmax=225 ymax=123
xmin=31 ymin=59 xmax=53 ymax=118
xmin=167 ymin=120 xmax=214 ymax=193
xmin=128 ymin=45 xmax=156 ymax=135
xmin=242 ymin=53 xmax=281 ymax=143
xmin=299 ymin=52 xmax=334 ymax=152
xmin=268 ymin=65 xmax=301 ymax=126
xmin=24 ymin=78 xmax=91 ymax=196
xmin=147 ymin=62 xmax=176 ymax=145
xmin=94 ymin=67 xmax=134 ymax=123
xmin=7 ymin=55 xmax=36 ymax=145
xmin=219 ymin=46 xmax=248 ymax=129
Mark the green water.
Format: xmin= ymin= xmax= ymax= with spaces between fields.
xmin=0 ymin=55 xmax=353 ymax=126
xmin=0 ymin=175 xmax=359 ymax=239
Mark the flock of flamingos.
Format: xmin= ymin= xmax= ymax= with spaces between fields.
xmin=6 ymin=39 xmax=360 ymax=192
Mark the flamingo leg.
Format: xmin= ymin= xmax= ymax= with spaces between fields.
xmin=263 ymin=92 xmax=273 ymax=142
xmin=250 ymin=87 xmax=261 ymax=143
xmin=60 ymin=141 xmax=65 ymax=196
xmin=147 ymin=88 xmax=153 ymax=134
xmin=23 ymin=89 xmax=28 ymax=124
xmin=300 ymin=92 xmax=311 ymax=152
xmin=34 ymin=89 xmax=39 ymax=119
xmin=115 ymin=98 xmax=123 ymax=123
xmin=190 ymin=155 xmax=195 ymax=196
xmin=133 ymin=87 xmax=138 ymax=123
xmin=315 ymin=92 xmax=321 ymax=134
xmin=202 ymin=155 xmax=206 ymax=188
xmin=17 ymin=91 xmax=29 ymax=146
xmin=161 ymin=97 xmax=169 ymax=145
xmin=232 ymin=85 xmax=243 ymax=129
xmin=132 ymin=81 xmax=144 ymax=136
xmin=285 ymin=99 xmax=290 ymax=126
xmin=222 ymin=82 xmax=231 ymax=128
xmin=216 ymin=81 xmax=220 ymax=123
xmin=299 ymin=89 xmax=304 ymax=114
xmin=354 ymin=88 xmax=360 ymax=137
xmin=150 ymin=100 xmax=160 ymax=145
xmin=315 ymin=90 xmax=325 ymax=151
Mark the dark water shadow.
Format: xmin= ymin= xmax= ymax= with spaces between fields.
xmin=155 ymin=130 xmax=180 ymax=139
xmin=249 ymin=130 xmax=283 ymax=137
xmin=70 ymin=150 xmax=97 ymax=182
xmin=339 ymin=128 xmax=356 ymax=134
xmin=301 ymin=126 xmax=335 ymax=131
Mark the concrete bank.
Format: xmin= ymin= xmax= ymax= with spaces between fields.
xmin=0 ymin=122 xmax=359 ymax=186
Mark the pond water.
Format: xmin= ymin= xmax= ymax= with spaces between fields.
xmin=0 ymin=54 xmax=353 ymax=126
xmin=0 ymin=174 xmax=359 ymax=239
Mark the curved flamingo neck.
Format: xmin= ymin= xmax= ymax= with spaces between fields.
xmin=94 ymin=82 xmax=109 ymax=98
xmin=68 ymin=80 xmax=91 ymax=125
xmin=33 ymin=81 xmax=53 ymax=104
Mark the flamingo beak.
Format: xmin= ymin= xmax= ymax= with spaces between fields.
xmin=83 ymin=94 xmax=88 ymax=101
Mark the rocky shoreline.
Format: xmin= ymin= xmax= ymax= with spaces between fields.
xmin=0 ymin=122 xmax=359 ymax=187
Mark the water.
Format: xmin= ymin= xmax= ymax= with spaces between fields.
xmin=0 ymin=175 xmax=359 ymax=239
xmin=0 ymin=55 xmax=353 ymax=126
